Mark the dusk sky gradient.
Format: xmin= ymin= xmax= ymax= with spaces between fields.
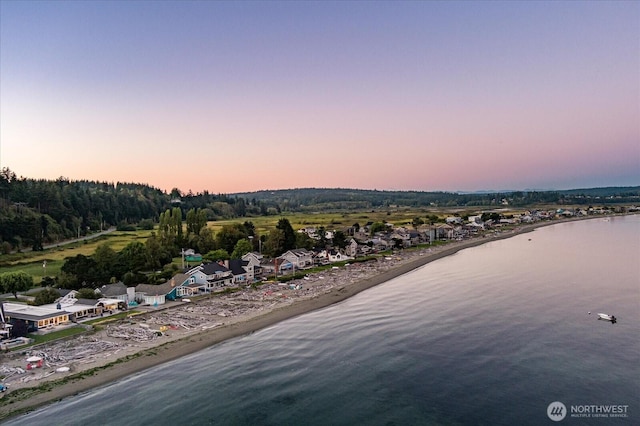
xmin=1 ymin=1 xmax=638 ymax=194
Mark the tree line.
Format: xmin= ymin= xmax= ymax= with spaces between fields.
xmin=2 ymin=167 xmax=638 ymax=253
xmin=233 ymin=187 xmax=640 ymax=211
xmin=0 ymin=168 xmax=278 ymax=252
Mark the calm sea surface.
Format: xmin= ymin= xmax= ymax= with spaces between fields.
xmin=5 ymin=216 xmax=639 ymax=425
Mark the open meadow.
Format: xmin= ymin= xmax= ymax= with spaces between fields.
xmin=0 ymin=230 xmax=154 ymax=286
xmin=0 ymin=206 xmax=530 ymax=287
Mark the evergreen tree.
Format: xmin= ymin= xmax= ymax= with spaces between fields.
xmin=276 ymin=218 xmax=296 ymax=252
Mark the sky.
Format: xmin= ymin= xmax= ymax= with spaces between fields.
xmin=0 ymin=1 xmax=638 ymax=194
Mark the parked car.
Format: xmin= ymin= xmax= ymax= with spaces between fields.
xmin=0 ymin=383 xmax=8 ymax=392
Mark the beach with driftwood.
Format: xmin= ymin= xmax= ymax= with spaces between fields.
xmin=0 ymin=219 xmax=588 ymax=420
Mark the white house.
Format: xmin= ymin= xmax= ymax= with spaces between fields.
xmin=346 ymin=238 xmax=359 ymax=257
xmin=280 ymin=249 xmax=314 ymax=270
xmin=242 ymin=252 xmax=264 ymax=280
xmin=316 ymin=249 xmax=354 ymax=263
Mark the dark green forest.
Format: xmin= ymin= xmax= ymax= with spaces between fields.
xmin=233 ymin=187 xmax=640 ymax=211
xmin=1 ymin=167 xmax=638 ymax=253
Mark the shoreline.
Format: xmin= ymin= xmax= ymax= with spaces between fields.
xmin=0 ymin=216 xmax=613 ymax=419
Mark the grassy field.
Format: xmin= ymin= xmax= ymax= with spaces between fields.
xmin=0 ymin=230 xmax=154 ymax=285
xmin=25 ymin=326 xmax=88 ymax=347
xmin=0 ymin=207 xmax=516 ymax=286
xmin=207 ymin=208 xmax=450 ymax=235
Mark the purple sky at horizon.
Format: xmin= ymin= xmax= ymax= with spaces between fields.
xmin=1 ymin=1 xmax=638 ymax=194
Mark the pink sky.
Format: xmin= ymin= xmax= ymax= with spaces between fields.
xmin=1 ymin=1 xmax=638 ymax=194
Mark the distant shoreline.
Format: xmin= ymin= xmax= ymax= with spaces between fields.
xmin=0 ymin=215 xmax=630 ymax=420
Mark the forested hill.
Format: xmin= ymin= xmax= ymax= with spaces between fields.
xmin=231 ymin=186 xmax=640 ymax=211
xmin=0 ymin=168 xmax=254 ymax=252
xmin=0 ymin=169 xmax=168 ymax=251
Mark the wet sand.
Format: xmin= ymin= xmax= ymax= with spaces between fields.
xmin=0 ymin=219 xmax=584 ymax=419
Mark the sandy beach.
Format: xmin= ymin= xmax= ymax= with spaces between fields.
xmin=0 ymin=218 xmax=590 ymax=419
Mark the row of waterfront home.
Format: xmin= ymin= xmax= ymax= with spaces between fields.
xmin=2 ymin=207 xmax=624 ymax=338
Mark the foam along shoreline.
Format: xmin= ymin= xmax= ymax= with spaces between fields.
xmin=0 ymin=217 xmax=606 ymax=419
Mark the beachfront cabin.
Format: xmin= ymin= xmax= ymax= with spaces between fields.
xmin=185 ymin=264 xmax=235 ymax=292
xmin=431 ymin=224 xmax=455 ymax=241
xmin=200 ymin=263 xmax=234 ymax=289
xmin=58 ymin=299 xmax=103 ymax=320
xmin=345 ymin=239 xmax=359 ymax=257
xmin=167 ymin=273 xmax=205 ymax=298
xmin=96 ymin=282 xmax=129 ymax=304
xmin=96 ymin=298 xmax=123 ymax=312
xmin=202 ymin=262 xmax=234 ymax=281
xmin=280 ymin=249 xmax=314 ymax=270
xmin=242 ymin=252 xmax=264 ymax=281
xmin=135 ymin=282 xmax=175 ymax=306
xmin=260 ymin=258 xmax=294 ymax=277
xmin=2 ymin=302 xmax=71 ymax=334
xmin=368 ymin=237 xmax=390 ymax=252
xmin=315 ymin=249 xmax=354 ymax=264
xmin=184 ymin=266 xmax=209 ymax=285
xmin=228 ymin=259 xmax=251 ymax=285
xmin=134 ymin=273 xmax=206 ymax=305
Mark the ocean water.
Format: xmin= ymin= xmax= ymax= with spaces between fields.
xmin=5 ymin=216 xmax=639 ymax=425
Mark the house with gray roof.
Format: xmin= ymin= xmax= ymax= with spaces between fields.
xmin=96 ymin=282 xmax=128 ymax=303
xmin=280 ymin=249 xmax=314 ymax=270
xmin=228 ymin=259 xmax=250 ymax=285
xmin=135 ymin=281 xmax=176 ymax=306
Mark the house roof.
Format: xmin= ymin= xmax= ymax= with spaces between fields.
xmin=228 ymin=259 xmax=248 ymax=275
xmin=75 ymin=298 xmax=100 ymax=306
xmin=283 ymin=249 xmax=312 ymax=258
xmin=200 ymin=262 xmax=230 ymax=275
xmin=242 ymin=252 xmax=263 ymax=261
xmin=135 ymin=282 xmax=175 ymax=296
xmin=3 ymin=302 xmax=70 ymax=321
xmin=168 ymin=273 xmax=190 ymax=287
xmin=98 ymin=282 xmax=127 ymax=297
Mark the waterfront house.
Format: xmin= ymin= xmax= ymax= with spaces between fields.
xmin=242 ymin=252 xmax=264 ymax=280
xmin=261 ymin=258 xmax=294 ymax=277
xmin=346 ymin=238 xmax=359 ymax=257
xmin=228 ymin=259 xmax=251 ymax=285
xmin=135 ymin=281 xmax=176 ymax=305
xmin=315 ymin=249 xmax=354 ymax=263
xmin=432 ymin=223 xmax=455 ymax=240
xmin=280 ymin=249 xmax=314 ymax=270
xmin=3 ymin=302 xmax=71 ymax=334
xmin=201 ymin=262 xmax=234 ymax=289
xmin=96 ymin=282 xmax=128 ymax=303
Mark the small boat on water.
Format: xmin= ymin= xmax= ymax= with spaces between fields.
xmin=597 ymin=313 xmax=617 ymax=323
